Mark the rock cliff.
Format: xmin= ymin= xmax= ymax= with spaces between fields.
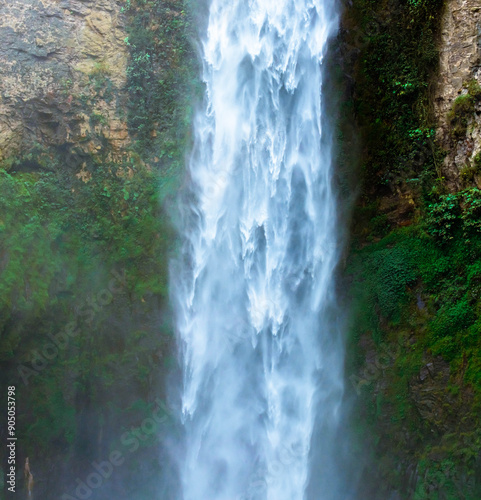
xmin=0 ymin=0 xmax=130 ymax=167
xmin=434 ymin=0 xmax=481 ymax=189
xmin=0 ymin=0 xmax=479 ymax=497
xmin=343 ymin=0 xmax=481 ymax=496
xmin=0 ymin=1 xmax=195 ymax=498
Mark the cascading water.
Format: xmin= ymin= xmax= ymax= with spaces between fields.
xmin=173 ymin=0 xmax=345 ymax=498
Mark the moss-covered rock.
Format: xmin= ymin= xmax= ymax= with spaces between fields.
xmin=0 ymin=0 xmax=197 ymax=497
xmin=342 ymin=0 xmax=481 ymax=497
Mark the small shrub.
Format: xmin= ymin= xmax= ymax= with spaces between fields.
xmin=461 ymin=188 xmax=481 ymax=237
xmin=371 ymin=214 xmax=391 ymax=237
xmin=90 ymin=61 xmax=110 ymax=77
xmin=430 ymin=299 xmax=475 ymax=340
xmin=426 ymin=194 xmax=460 ymax=242
xmin=460 ymin=164 xmax=476 ymax=183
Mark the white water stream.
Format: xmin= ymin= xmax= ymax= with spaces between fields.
xmin=173 ymin=0 xmax=344 ymax=498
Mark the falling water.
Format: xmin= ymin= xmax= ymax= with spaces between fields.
xmin=173 ymin=0 xmax=344 ymax=499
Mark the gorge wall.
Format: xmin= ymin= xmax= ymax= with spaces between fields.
xmin=0 ymin=0 xmax=131 ymax=169
xmin=0 ymin=0 xmax=195 ymax=498
xmin=343 ymin=0 xmax=481 ymax=498
xmin=434 ymin=0 xmax=481 ymax=189
xmin=0 ymin=0 xmax=480 ymax=498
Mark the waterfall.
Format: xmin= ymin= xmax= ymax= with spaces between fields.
xmin=172 ymin=0 xmax=344 ymax=498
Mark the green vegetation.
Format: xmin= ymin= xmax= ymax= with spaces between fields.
xmin=0 ymin=0 xmax=197 ymax=497
xmin=348 ymin=220 xmax=481 ymax=498
xmin=124 ymin=0 xmax=200 ymax=161
xmin=448 ymin=94 xmax=474 ymax=138
xmin=89 ymin=61 xmax=114 ymax=98
xmin=0 ymin=158 xmax=176 ymax=495
xmin=349 ymin=0 xmax=444 ymax=191
xmin=349 ymin=208 xmax=481 ymax=377
xmin=447 ymin=79 xmax=481 ymax=139
xmin=425 ymin=188 xmax=481 ymax=242
xmin=344 ymin=0 xmax=481 ymax=497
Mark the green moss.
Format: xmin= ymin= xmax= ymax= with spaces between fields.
xmin=90 ymin=111 xmax=108 ymax=126
xmin=448 ymin=93 xmax=475 ymax=138
xmin=445 ymin=80 xmax=481 ymax=140
xmin=466 ymin=79 xmax=481 ymax=100
xmin=460 ymin=164 xmax=476 ymax=183
xmin=123 ymin=0 xmax=199 ymax=168
xmin=347 ymin=215 xmax=481 ymax=496
xmin=346 ymin=0 xmax=444 ymax=192
xmin=473 ymin=152 xmax=481 ymax=170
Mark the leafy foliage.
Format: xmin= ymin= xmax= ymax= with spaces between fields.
xmin=0 ymin=1 xmax=198 ymax=497
xmin=348 ymin=236 xmax=417 ymax=341
xmin=348 ymin=218 xmax=481 ymax=497
xmin=448 ymin=94 xmax=475 ymax=138
xmin=348 ymin=0 xmax=444 ymax=191
xmin=426 ymin=188 xmax=481 ymax=242
xmin=124 ymin=0 xmax=200 ymax=160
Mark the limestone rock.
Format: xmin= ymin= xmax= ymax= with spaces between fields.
xmin=0 ymin=0 xmax=130 ymax=164
xmin=434 ymin=0 xmax=481 ymax=189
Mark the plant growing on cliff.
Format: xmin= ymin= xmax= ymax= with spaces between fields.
xmin=425 ymin=194 xmax=460 ymax=242
xmin=123 ymin=0 xmax=198 ymax=161
xmin=448 ymin=93 xmax=475 ymax=138
xmin=426 ymin=188 xmax=481 ymax=242
xmin=348 ymin=0 xmax=443 ymax=191
xmin=447 ymin=80 xmax=481 ymax=140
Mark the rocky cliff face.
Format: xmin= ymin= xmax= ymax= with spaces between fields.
xmin=0 ymin=1 xmax=195 ymax=498
xmin=434 ymin=0 xmax=481 ymax=189
xmin=343 ymin=0 xmax=481 ymax=496
xmin=0 ymin=0 xmax=130 ymax=168
xmin=1 ymin=0 xmax=478 ymax=497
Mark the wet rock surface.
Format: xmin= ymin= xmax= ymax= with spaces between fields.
xmin=0 ymin=0 xmax=130 ymax=165
xmin=434 ymin=0 xmax=481 ymax=188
